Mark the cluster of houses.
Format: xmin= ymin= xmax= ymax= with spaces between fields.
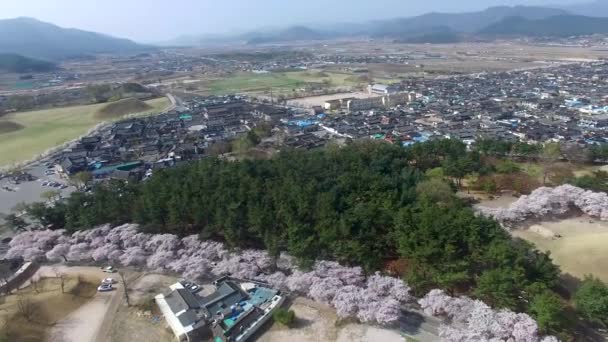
xmin=49 ymin=61 xmax=608 ymax=182
xmin=309 ymin=62 xmax=608 ymax=148
xmin=53 ymin=95 xmax=291 ymax=181
xmin=155 ymin=277 xmax=284 ymax=342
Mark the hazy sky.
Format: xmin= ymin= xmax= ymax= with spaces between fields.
xmin=0 ymin=0 xmax=589 ymax=42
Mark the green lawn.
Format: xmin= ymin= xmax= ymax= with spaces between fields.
xmin=207 ymin=70 xmax=366 ymax=95
xmin=209 ymin=73 xmax=305 ymax=94
xmin=0 ymin=97 xmax=169 ymax=167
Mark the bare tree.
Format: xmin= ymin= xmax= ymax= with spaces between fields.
xmin=119 ymin=271 xmax=130 ymax=306
xmin=30 ymin=275 xmax=40 ymax=294
xmin=76 ymin=274 xmax=84 ymax=286
xmin=53 ymin=268 xmax=66 ymax=294
xmin=16 ymin=296 xmax=35 ymax=321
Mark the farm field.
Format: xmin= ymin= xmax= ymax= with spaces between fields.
xmin=204 ymin=70 xmax=367 ymax=95
xmin=0 ymin=97 xmax=169 ymax=167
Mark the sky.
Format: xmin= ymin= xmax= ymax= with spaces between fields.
xmin=0 ymin=0 xmax=590 ymax=42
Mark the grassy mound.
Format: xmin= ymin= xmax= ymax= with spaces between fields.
xmin=0 ymin=120 xmax=25 ymax=134
xmin=95 ymin=98 xmax=153 ymax=119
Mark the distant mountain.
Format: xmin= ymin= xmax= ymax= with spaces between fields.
xmin=0 ymin=53 xmax=56 ymax=73
xmin=246 ymin=26 xmax=327 ymax=45
xmin=0 ymin=17 xmax=153 ymax=60
xmin=367 ymin=5 xmax=569 ymax=37
xmin=480 ymin=15 xmax=608 ymax=37
xmin=397 ymin=28 xmax=464 ymax=44
xmin=559 ymin=1 xmax=608 ymax=18
xmin=169 ymin=5 xmax=607 ymax=46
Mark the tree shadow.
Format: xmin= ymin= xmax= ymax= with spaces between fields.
xmin=399 ymin=310 xmax=426 ymax=335
xmin=291 ymin=317 xmax=314 ymax=329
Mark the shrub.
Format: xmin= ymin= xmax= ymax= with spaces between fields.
xmin=273 ymin=308 xmax=296 ymax=327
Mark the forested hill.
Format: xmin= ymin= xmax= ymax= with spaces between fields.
xmin=0 ymin=53 xmax=56 ymax=73
xmin=24 ymin=140 xmax=565 ymax=325
xmin=0 ymin=17 xmax=151 ymax=60
xmin=480 ymin=15 xmax=608 ymax=37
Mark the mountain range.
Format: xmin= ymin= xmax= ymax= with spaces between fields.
xmin=0 ymin=53 xmax=56 ymax=73
xmin=1 ymin=3 xmax=608 ymax=60
xmin=0 ymin=17 xmax=151 ymax=61
xmin=481 ymin=14 xmax=608 ymax=37
xmin=560 ymin=0 xmax=608 ymax=17
xmin=187 ymin=4 xmax=608 ymax=46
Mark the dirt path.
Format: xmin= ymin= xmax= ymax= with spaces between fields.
xmin=36 ymin=265 xmax=122 ymax=342
xmin=48 ymin=290 xmax=119 ymax=342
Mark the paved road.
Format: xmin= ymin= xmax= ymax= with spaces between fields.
xmin=166 ymin=93 xmax=186 ymax=112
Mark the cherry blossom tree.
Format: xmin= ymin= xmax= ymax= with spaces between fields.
xmin=66 ymin=242 xmax=92 ymax=261
xmin=5 ymin=226 xmax=557 ymax=331
xmin=285 ymin=270 xmax=319 ymax=293
xmin=255 ymin=272 xmax=287 ymax=289
xmin=420 ymin=289 xmax=556 ymax=342
xmin=366 ymin=272 xmax=411 ymax=302
xmin=145 ymin=234 xmax=180 ymax=252
xmin=146 ymin=250 xmax=178 ymax=272
xmin=120 ymin=247 xmax=148 ymax=266
xmin=45 ymin=243 xmax=71 ymax=262
xmin=332 ymin=285 xmax=364 ymax=318
xmin=477 ymin=185 xmax=608 ymax=224
xmin=308 ymin=277 xmax=344 ymax=303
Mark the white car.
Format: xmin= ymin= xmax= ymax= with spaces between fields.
xmin=101 ymin=266 xmax=117 ymax=273
xmin=97 ymin=284 xmax=113 ymax=292
xmin=101 ymin=278 xmax=115 ymax=285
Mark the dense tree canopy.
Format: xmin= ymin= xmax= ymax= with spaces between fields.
xmin=22 ymin=140 xmax=565 ymax=318
xmin=15 ymin=140 xmax=580 ymax=336
xmin=574 ymin=276 xmax=608 ymax=326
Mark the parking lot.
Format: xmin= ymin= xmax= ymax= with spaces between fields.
xmin=0 ymin=161 xmax=76 ymax=224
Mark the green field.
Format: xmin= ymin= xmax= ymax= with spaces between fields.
xmin=0 ymin=97 xmax=169 ymax=167
xmin=207 ymin=70 xmax=365 ymax=95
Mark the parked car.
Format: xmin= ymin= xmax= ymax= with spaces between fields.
xmin=189 ymin=284 xmax=200 ymax=293
xmin=97 ymin=284 xmax=113 ymax=292
xmin=101 ymin=278 xmax=115 ymax=285
xmin=101 ymin=266 xmax=117 ymax=273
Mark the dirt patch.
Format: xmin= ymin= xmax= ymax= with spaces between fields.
xmin=0 ymin=276 xmax=97 ymax=342
xmin=258 ymin=297 xmax=403 ymax=342
xmin=128 ymin=273 xmax=180 ymax=305
xmin=0 ymin=120 xmax=24 ymax=134
xmin=477 ymin=194 xmax=519 ymax=208
xmin=476 ymin=196 xmax=608 ymax=283
xmin=95 ymin=98 xmax=152 ymax=119
xmin=258 ymin=297 xmax=339 ymax=342
xmin=107 ymin=272 xmax=179 ymax=342
xmin=512 ymin=217 xmax=608 ymax=283
xmin=337 ymin=324 xmax=404 ymax=342
xmin=109 ymin=305 xmax=174 ymax=342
